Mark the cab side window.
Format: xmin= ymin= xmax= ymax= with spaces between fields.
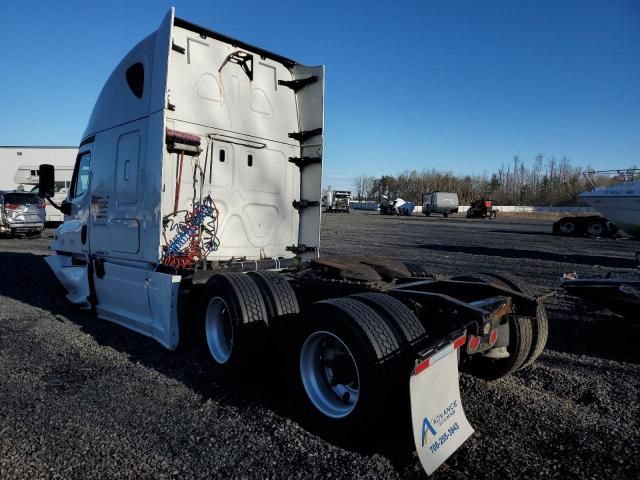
xmin=71 ymin=152 xmax=91 ymax=198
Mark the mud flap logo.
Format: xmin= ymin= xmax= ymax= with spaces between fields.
xmin=409 ymin=349 xmax=474 ymax=475
xmin=421 ymin=418 xmax=437 ymax=447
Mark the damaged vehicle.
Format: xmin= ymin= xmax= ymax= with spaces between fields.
xmin=0 ymin=191 xmax=45 ymax=237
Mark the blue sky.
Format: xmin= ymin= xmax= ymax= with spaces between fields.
xmin=1 ymin=0 xmax=638 ymax=190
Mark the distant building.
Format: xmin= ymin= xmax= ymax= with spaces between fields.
xmin=0 ymin=146 xmax=77 ymax=191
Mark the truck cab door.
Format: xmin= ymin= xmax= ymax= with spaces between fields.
xmin=51 ymin=147 xmax=93 ymax=256
xmin=46 ymin=146 xmax=93 ymax=308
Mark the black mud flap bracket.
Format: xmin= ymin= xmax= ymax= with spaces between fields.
xmin=292 ymin=199 xmax=320 ymax=210
xmin=289 ymin=156 xmax=322 ymax=169
xmin=288 ymin=128 xmax=322 ymax=143
xmin=286 ymin=245 xmax=317 ymax=255
xmin=172 ymin=42 xmax=186 ymax=54
xmin=278 ymin=76 xmax=318 ymax=92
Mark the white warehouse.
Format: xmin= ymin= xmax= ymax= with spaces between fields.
xmin=0 ymin=146 xmax=77 ymax=191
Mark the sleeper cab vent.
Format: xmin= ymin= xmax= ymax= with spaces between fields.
xmin=126 ymin=63 xmax=144 ymax=99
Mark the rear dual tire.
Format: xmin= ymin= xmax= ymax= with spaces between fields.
xmin=199 ymin=274 xmax=423 ymax=434
xmin=480 ymin=271 xmax=548 ymax=369
xmin=555 ymin=217 xmax=612 ymax=238
xmin=452 ymin=271 xmax=547 ymax=378
xmin=199 ymin=273 xmax=269 ymax=373
xmin=296 ymin=296 xmax=412 ymax=434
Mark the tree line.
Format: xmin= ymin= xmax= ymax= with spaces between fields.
xmin=350 ymin=156 xmax=633 ymax=206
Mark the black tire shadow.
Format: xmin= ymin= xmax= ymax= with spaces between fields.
xmin=544 ymin=303 xmax=640 ymax=365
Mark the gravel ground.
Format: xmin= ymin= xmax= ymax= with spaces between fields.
xmin=0 ymin=214 xmax=638 ymax=479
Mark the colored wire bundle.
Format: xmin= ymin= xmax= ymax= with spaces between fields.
xmin=162 ymin=195 xmax=220 ymax=269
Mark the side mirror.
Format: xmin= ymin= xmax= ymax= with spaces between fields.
xmin=38 ymin=164 xmax=55 ymax=198
xmin=60 ymin=201 xmax=73 ymax=216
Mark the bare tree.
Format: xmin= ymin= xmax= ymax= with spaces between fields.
xmin=357 ymin=156 xmax=629 ymax=207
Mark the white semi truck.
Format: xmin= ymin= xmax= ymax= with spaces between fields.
xmin=323 ymin=189 xmax=351 ymax=213
xmin=38 ymin=9 xmax=548 ymax=475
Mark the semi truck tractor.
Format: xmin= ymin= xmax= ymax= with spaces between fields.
xmin=38 ymin=9 xmax=548 ymax=475
xmin=323 ymin=189 xmax=351 ymax=212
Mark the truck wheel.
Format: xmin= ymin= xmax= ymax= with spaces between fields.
xmin=557 ymin=218 xmax=577 ymax=235
xmin=246 ymin=271 xmax=299 ymax=322
xmin=450 ymin=272 xmax=534 ymax=378
xmin=472 ymin=314 xmax=532 ymax=379
xmin=349 ymin=292 xmax=428 ymax=352
xmin=479 ymin=271 xmax=548 ymax=369
xmin=199 ymin=273 xmax=268 ymax=371
xmin=297 ymin=298 xmax=402 ymax=431
xmin=586 ymin=218 xmax=605 ymax=237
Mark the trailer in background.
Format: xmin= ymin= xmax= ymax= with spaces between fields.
xmin=0 ymin=146 xmax=76 ymax=191
xmin=552 ymin=215 xmax=618 ymax=238
xmin=422 ymin=192 xmax=459 ymax=217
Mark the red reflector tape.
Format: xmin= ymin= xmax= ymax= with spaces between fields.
xmin=453 ymin=335 xmax=467 ymax=350
xmin=415 ymin=334 xmax=466 ymax=375
xmin=415 ymin=358 xmax=430 ymax=375
xmin=489 ymin=329 xmax=498 ymax=345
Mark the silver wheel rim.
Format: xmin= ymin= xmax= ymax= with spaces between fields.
xmin=205 ymin=297 xmax=234 ymax=364
xmin=560 ymin=222 xmax=575 ymax=234
xmin=300 ymin=331 xmax=360 ymax=419
xmin=587 ymin=223 xmax=603 ymax=236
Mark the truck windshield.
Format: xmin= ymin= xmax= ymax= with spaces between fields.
xmin=3 ymin=193 xmax=41 ymax=205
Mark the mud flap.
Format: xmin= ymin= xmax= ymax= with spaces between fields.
xmin=410 ymin=336 xmax=474 ymax=475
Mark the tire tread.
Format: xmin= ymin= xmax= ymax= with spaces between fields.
xmin=350 ymin=292 xmax=427 ymax=349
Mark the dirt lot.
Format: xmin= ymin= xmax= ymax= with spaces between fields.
xmin=1 ymin=214 xmax=638 ymax=479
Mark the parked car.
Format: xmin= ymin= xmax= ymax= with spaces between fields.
xmin=30 ymin=185 xmax=69 ymax=223
xmin=0 ymin=191 xmax=46 ymax=236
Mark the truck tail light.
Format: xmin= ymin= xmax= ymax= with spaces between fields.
xmin=467 ymin=335 xmax=481 ymax=353
xmin=489 ymin=329 xmax=498 ymax=346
